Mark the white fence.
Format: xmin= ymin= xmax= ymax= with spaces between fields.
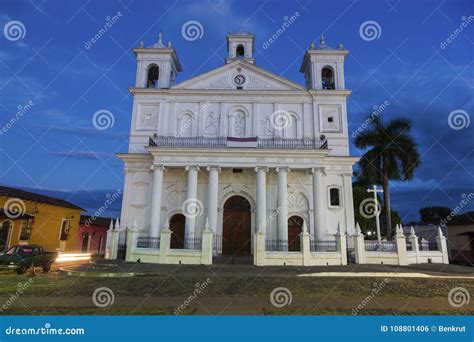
xmin=105 ymin=222 xmax=449 ymax=266
xmin=353 ymin=225 xmax=449 ymax=265
xmin=253 ymin=230 xmax=347 ymax=266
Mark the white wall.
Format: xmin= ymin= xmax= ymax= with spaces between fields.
xmin=128 ymin=91 xmax=350 ymax=156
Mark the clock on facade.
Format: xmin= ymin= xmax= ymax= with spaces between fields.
xmin=234 ymin=74 xmax=246 ymax=85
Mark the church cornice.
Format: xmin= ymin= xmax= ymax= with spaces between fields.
xmin=129 ymin=88 xmax=351 ymax=98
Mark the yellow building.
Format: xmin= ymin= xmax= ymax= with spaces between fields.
xmin=0 ymin=186 xmax=83 ymax=252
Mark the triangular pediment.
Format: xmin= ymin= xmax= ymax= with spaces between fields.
xmin=172 ymin=61 xmax=306 ymax=91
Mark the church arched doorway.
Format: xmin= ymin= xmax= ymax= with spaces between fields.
xmin=288 ymin=216 xmax=304 ymax=251
xmin=169 ymin=214 xmax=186 ymax=249
xmin=222 ymin=196 xmax=251 ymax=256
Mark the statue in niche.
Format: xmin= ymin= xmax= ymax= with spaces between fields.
xmin=233 ymin=113 xmax=245 ymax=137
xmin=262 ymin=115 xmax=274 ymax=136
xmin=205 ymin=111 xmax=220 ymax=136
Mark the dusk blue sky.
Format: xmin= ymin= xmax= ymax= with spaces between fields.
xmin=0 ymin=0 xmax=472 ymax=222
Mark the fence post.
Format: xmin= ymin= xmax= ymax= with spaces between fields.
xmin=436 ymin=226 xmax=449 ymax=264
xmin=105 ymin=219 xmax=119 ymax=259
xmin=408 ymin=226 xmax=419 ymax=264
xmin=201 ymin=219 xmax=213 ymax=265
xmin=125 ymin=220 xmax=138 ymax=262
xmin=395 ymin=224 xmax=408 ymax=266
xmin=301 ymin=221 xmax=311 ymax=266
xmin=159 ymin=225 xmax=171 ymax=264
xmin=353 ymin=223 xmax=365 ymax=264
xmin=335 ymin=223 xmax=347 ymax=265
xmin=254 ymin=231 xmax=266 ymax=266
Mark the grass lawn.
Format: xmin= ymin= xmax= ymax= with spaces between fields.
xmin=0 ymin=266 xmax=472 ymax=315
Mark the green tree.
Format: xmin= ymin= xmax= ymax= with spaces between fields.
xmin=419 ymin=206 xmax=452 ymax=224
xmin=354 ymin=116 xmax=421 ymax=237
xmin=353 ymin=185 xmax=402 ymax=238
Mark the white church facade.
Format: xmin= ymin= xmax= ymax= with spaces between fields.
xmin=106 ymin=31 xmax=449 ymax=266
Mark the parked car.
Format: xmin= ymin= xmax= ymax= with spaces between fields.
xmin=0 ymin=245 xmax=58 ymax=274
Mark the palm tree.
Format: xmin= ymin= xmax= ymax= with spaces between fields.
xmin=354 ymin=115 xmax=421 ymax=237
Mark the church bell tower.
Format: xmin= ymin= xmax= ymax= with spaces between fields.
xmin=133 ymin=32 xmax=182 ymax=89
xmin=225 ymin=28 xmax=255 ymax=64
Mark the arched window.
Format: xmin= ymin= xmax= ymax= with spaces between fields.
xmin=236 ymin=44 xmax=245 ymax=59
xmin=329 ymin=187 xmax=341 ymax=207
xmin=321 ymin=66 xmax=335 ymax=90
xmin=147 ymin=65 xmax=159 ymax=88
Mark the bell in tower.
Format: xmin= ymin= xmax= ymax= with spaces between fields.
xmin=133 ymin=32 xmax=182 ymax=89
xmin=225 ymin=27 xmax=255 ymax=64
xmin=299 ymin=35 xmax=348 ymax=90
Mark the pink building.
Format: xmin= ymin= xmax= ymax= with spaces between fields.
xmin=78 ymin=216 xmax=112 ymax=256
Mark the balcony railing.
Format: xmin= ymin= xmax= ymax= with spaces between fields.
xmin=149 ymin=136 xmax=328 ymax=150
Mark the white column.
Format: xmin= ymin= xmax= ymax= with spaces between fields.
xmin=206 ymin=166 xmax=220 ymax=233
xmin=277 ymin=167 xmax=289 ymax=250
xmin=184 ymin=165 xmax=200 ymax=238
xmin=255 ymin=167 xmax=268 ymax=233
xmin=342 ymin=172 xmax=355 ymax=235
xmin=149 ymin=164 xmax=165 ymax=238
xmin=311 ymin=167 xmax=327 ymax=241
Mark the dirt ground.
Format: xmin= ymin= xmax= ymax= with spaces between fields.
xmin=0 ymin=260 xmax=472 ymax=315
